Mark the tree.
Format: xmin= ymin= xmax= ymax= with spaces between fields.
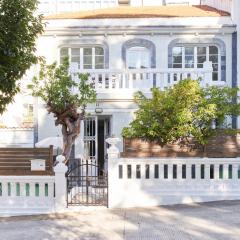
xmin=122 ymin=79 xmax=240 ymax=149
xmin=0 ymin=0 xmax=44 ymax=114
xmin=29 ymin=58 xmax=96 ymax=162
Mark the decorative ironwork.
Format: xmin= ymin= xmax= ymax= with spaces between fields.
xmin=66 ymin=159 xmax=108 ymax=206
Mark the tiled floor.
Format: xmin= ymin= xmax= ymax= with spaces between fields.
xmin=0 ymin=201 xmax=240 ymax=240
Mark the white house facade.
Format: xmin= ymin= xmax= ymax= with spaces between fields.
xmin=0 ymin=0 xmax=239 ymax=171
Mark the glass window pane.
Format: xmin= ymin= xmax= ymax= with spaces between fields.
xmin=173 ymin=64 xmax=182 ymax=69
xmin=212 ymin=72 xmax=218 ymax=81
xmin=197 ymin=47 xmax=206 ymax=55
xmin=173 ymin=47 xmax=183 ymax=56
xmin=185 ymin=56 xmax=194 ymax=68
xmin=185 ymin=47 xmax=194 ymax=55
xmin=95 ymin=56 xmax=104 ymax=65
xmin=95 ymin=64 xmax=104 ymax=69
xmin=209 ymin=46 xmax=218 ymax=54
xmin=71 ymin=48 xmax=80 ymax=56
xmin=60 ymin=47 xmax=68 ymax=56
xmin=83 ymin=56 xmax=92 ymax=65
xmin=71 ymin=56 xmax=80 ymax=65
xmin=210 ymin=55 xmax=218 ymax=63
xmin=83 ymin=64 xmax=92 ymax=69
xmin=95 ymin=47 xmax=104 ymax=55
xmin=197 ymin=56 xmax=207 ymax=64
xmin=173 ymin=56 xmax=182 ymax=64
xmin=84 ymin=48 xmax=92 ymax=56
xmin=212 ymin=64 xmax=218 ymax=71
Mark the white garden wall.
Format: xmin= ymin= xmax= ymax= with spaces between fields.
xmin=107 ymin=140 xmax=240 ymax=208
xmin=0 ymin=156 xmax=67 ymax=216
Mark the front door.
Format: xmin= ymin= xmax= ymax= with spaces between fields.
xmin=83 ymin=116 xmax=111 ymax=175
xmin=66 ymin=116 xmax=111 ymax=206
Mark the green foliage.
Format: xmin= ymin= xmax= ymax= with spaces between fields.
xmin=0 ymin=0 xmax=44 ymax=114
xmin=122 ymin=79 xmax=240 ymax=146
xmin=28 ymin=57 xmax=96 ymax=121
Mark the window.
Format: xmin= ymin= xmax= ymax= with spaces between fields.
xmin=60 ymin=46 xmax=105 ymax=70
xmin=172 ymin=47 xmax=183 ymax=69
xmin=172 ymin=45 xmax=220 ymax=80
xmin=126 ymin=47 xmax=150 ymax=69
xmin=23 ymin=103 xmax=34 ymax=123
xmin=185 ymin=47 xmax=194 ymax=68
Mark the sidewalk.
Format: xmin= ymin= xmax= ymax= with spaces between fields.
xmin=0 ymin=201 xmax=240 ymax=240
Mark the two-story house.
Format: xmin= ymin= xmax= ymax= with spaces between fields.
xmin=0 ymin=0 xmax=239 ymax=171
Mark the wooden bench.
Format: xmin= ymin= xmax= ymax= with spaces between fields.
xmin=0 ymin=146 xmax=54 ymax=175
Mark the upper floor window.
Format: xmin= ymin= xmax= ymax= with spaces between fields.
xmin=126 ymin=47 xmax=151 ymax=69
xmin=60 ymin=46 xmax=105 ymax=70
xmin=172 ymin=45 xmax=219 ymax=81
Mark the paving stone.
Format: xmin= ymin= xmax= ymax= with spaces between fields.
xmin=0 ymin=201 xmax=240 ymax=240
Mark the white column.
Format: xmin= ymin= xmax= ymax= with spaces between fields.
xmin=106 ymin=137 xmax=121 ymax=208
xmin=54 ymin=155 xmax=68 ymax=212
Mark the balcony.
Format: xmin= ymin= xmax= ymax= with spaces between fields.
xmin=70 ymin=61 xmax=226 ymax=99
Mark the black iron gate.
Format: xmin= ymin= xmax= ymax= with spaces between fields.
xmin=66 ymin=159 xmax=108 ymax=206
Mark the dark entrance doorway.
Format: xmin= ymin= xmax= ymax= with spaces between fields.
xmin=66 ymin=116 xmax=111 ymax=206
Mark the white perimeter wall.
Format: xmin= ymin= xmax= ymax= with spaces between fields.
xmin=108 ymin=155 xmax=240 ymax=208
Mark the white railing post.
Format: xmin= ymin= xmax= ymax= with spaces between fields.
xmin=106 ymin=137 xmax=121 ymax=208
xmin=54 ymin=155 xmax=68 ymax=212
xmin=203 ymin=61 xmax=213 ymax=86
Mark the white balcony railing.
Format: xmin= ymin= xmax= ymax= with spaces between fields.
xmin=37 ymin=0 xmax=118 ymax=15
xmin=70 ymin=61 xmax=225 ymax=94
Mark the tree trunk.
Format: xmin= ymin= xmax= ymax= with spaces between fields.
xmin=203 ymin=144 xmax=207 ymax=157
xmin=62 ymin=116 xmax=81 ymax=163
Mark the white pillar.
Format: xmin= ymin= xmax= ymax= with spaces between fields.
xmin=54 ymin=155 xmax=68 ymax=212
xmin=106 ymin=137 xmax=121 ymax=208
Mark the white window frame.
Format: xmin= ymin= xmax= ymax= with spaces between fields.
xmin=59 ymin=46 xmax=105 ymax=70
xmin=172 ymin=44 xmax=221 ymax=81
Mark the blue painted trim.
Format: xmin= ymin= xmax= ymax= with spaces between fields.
xmin=232 ymin=32 xmax=237 ymax=129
